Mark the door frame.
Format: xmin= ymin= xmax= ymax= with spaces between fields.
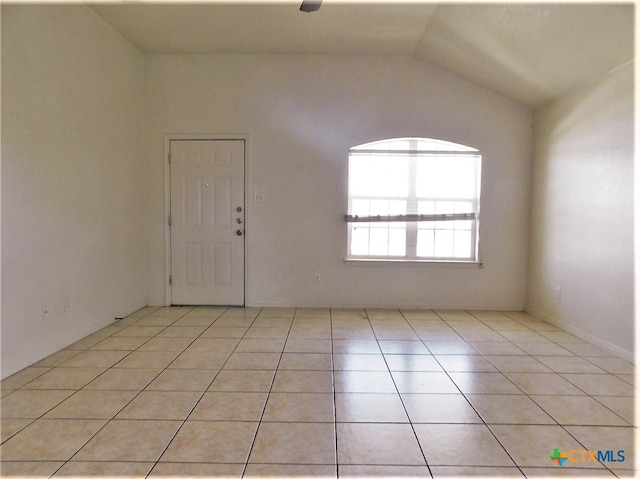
xmin=163 ymin=133 xmax=250 ymax=306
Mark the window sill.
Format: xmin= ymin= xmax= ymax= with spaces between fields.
xmin=344 ymin=258 xmax=483 ymax=267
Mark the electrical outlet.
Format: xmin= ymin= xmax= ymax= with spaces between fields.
xmin=313 ymin=273 xmax=321 ymax=284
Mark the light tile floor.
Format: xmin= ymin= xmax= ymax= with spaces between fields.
xmin=1 ymin=307 xmax=636 ymax=478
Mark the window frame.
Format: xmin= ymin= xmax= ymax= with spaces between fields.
xmin=345 ymin=138 xmax=482 ymax=264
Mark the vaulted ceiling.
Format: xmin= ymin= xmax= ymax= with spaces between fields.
xmin=90 ymin=2 xmax=634 ymax=108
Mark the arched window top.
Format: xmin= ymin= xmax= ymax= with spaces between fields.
xmin=351 ymin=137 xmax=478 ymax=154
xmin=346 ymin=136 xmax=482 ymax=262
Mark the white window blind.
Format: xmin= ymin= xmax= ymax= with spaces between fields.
xmin=346 ymin=138 xmax=481 ymax=262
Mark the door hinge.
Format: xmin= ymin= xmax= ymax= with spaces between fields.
xmin=168 ymin=152 xmax=171 ymax=163
xmin=168 ymin=215 xmax=172 ymax=226
xmin=169 ymin=275 xmax=172 ymax=286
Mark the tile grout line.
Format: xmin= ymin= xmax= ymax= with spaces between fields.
xmin=330 ymin=308 xmax=339 ymax=478
xmin=145 ymin=306 xmax=260 ymax=478
xmin=457 ymin=310 xmax=589 ymax=474
xmin=1 ymin=307 xmax=635 ymax=477
xmin=493 ymin=311 xmax=637 ymax=430
xmin=0 ymin=305 xmax=170 ymax=448
xmin=2 ymin=306 xmax=164 ymax=395
xmin=365 ymin=308 xmax=434 ymax=476
xmin=409 ymin=308 xmax=527 ymax=475
xmin=238 ymin=307 xmax=294 ymax=478
xmin=33 ymin=306 xmax=193 ymax=477
xmin=59 ymin=306 xmax=198 ymax=475
xmin=465 ymin=309 xmax=634 ymax=474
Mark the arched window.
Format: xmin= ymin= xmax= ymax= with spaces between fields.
xmin=346 ymin=137 xmax=481 ymax=262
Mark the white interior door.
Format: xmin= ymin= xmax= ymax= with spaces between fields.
xmin=170 ymin=139 xmax=245 ymax=305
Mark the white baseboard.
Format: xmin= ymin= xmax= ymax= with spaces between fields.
xmin=1 ymin=309 xmax=143 ymax=380
xmin=526 ymin=308 xmax=635 ymax=363
xmin=6 ymin=303 xmax=632 ymax=379
xmin=1 ymin=321 xmax=104 ymax=379
xmin=246 ymin=300 xmax=525 ymax=311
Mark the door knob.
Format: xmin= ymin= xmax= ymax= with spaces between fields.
xmin=236 ymin=230 xmax=244 ymax=236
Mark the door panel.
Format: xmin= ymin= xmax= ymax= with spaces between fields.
xmin=170 ymin=139 xmax=245 ymax=305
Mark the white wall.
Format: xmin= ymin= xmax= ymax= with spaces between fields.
xmin=1 ymin=5 xmax=146 ymax=378
xmin=527 ymin=62 xmax=634 ymax=360
xmin=145 ymin=55 xmax=532 ymax=309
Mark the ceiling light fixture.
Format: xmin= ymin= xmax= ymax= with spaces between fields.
xmin=300 ymin=0 xmax=322 ymax=12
